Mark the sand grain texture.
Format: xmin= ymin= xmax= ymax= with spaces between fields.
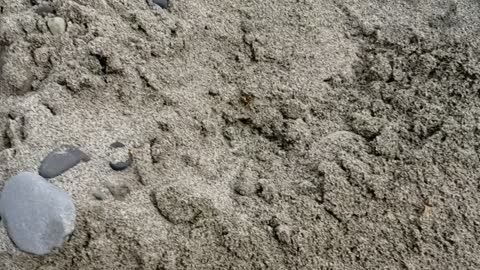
xmin=0 ymin=0 xmax=479 ymax=269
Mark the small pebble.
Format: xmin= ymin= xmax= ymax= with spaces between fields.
xmin=109 ymin=145 xmax=132 ymax=171
xmin=110 ymin=141 xmax=125 ymax=148
xmin=208 ymin=89 xmax=220 ymax=96
xmin=47 ymin=17 xmax=66 ymax=35
xmin=110 ymin=158 xmax=132 ymax=171
xmin=35 ymin=4 xmax=55 ymax=16
xmin=153 ymin=0 xmax=169 ymax=9
xmin=93 ymin=191 xmax=108 ymax=201
xmin=0 ymin=172 xmax=76 ymax=255
xmin=39 ymin=145 xmax=89 ymax=178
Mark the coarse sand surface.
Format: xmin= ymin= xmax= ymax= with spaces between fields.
xmin=0 ymin=0 xmax=480 ymax=269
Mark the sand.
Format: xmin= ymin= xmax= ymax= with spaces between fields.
xmin=0 ymin=0 xmax=479 ymax=269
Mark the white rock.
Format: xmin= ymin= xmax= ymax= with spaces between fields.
xmin=47 ymin=17 xmax=66 ymax=35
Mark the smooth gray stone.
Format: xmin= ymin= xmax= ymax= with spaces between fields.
xmin=35 ymin=4 xmax=56 ymax=16
xmin=109 ymin=161 xmax=131 ymax=171
xmin=39 ymin=145 xmax=89 ymax=178
xmin=0 ymin=172 xmax=76 ymax=255
xmin=109 ymin=158 xmax=132 ymax=171
xmin=153 ymin=0 xmax=168 ymax=9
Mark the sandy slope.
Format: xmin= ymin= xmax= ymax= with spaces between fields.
xmin=0 ymin=0 xmax=479 ymax=269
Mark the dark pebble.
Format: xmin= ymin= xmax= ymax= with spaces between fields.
xmin=208 ymin=89 xmax=220 ymax=96
xmin=153 ymin=0 xmax=168 ymax=9
xmin=39 ymin=145 xmax=89 ymax=178
xmin=35 ymin=5 xmax=56 ymax=16
xmin=109 ymin=156 xmax=132 ymax=171
xmin=110 ymin=141 xmax=125 ymax=148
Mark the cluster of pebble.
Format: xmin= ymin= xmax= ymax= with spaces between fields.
xmin=39 ymin=0 xmax=168 ymax=36
xmin=0 ymin=0 xmax=167 ymax=256
xmin=0 ymin=142 xmax=132 ymax=255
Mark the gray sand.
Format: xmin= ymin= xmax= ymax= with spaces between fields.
xmin=0 ymin=0 xmax=479 ymax=269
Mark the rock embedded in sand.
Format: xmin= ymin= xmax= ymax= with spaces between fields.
xmin=110 ymin=159 xmax=132 ymax=171
xmin=208 ymin=88 xmax=220 ymax=96
xmin=47 ymin=17 xmax=66 ymax=35
xmin=0 ymin=172 xmax=76 ymax=255
xmin=35 ymin=4 xmax=55 ymax=16
xmin=109 ymin=143 xmax=132 ymax=171
xmin=153 ymin=0 xmax=168 ymax=9
xmin=39 ymin=145 xmax=90 ymax=178
xmin=110 ymin=141 xmax=125 ymax=148
xmin=93 ymin=190 xmax=108 ymax=201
